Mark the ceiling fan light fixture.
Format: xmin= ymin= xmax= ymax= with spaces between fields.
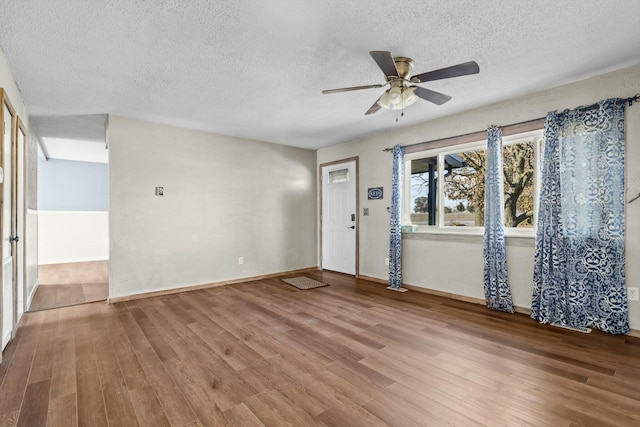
xmin=402 ymin=87 xmax=418 ymax=106
xmin=377 ymin=91 xmax=389 ymax=109
xmin=388 ymin=86 xmax=402 ymax=105
xmin=377 ymin=86 xmax=418 ymax=110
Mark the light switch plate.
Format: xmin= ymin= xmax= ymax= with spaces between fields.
xmin=155 ymin=186 xmax=164 ymax=196
xmin=363 ymin=208 xmax=369 ymax=216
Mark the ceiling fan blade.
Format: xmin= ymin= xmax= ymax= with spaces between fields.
xmin=369 ymin=51 xmax=399 ymax=79
xmin=322 ymin=84 xmax=385 ymax=94
xmin=413 ymin=86 xmax=452 ymax=105
xmin=410 ymin=61 xmax=479 ymax=83
xmin=365 ymin=96 xmax=383 ymax=115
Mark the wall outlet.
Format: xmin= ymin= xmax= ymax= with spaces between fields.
xmin=628 ymin=287 xmax=639 ymax=301
xmin=238 ymin=257 xmax=244 ymax=265
xmin=384 ymin=257 xmax=389 ymax=266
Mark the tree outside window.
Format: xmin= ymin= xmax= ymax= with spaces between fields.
xmin=410 ymin=138 xmax=536 ymax=228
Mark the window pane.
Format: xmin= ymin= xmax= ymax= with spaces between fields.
xmin=328 ymin=168 xmax=349 ymax=184
xmin=444 ymin=150 xmax=485 ymax=226
xmin=503 ymin=140 xmax=535 ymax=228
xmin=410 ymin=156 xmax=438 ymax=226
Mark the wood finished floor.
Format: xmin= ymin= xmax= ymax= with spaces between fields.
xmin=31 ymin=261 xmax=109 ymax=312
xmin=1 ymin=270 xmax=639 ymax=426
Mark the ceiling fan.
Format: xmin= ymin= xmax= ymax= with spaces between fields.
xmin=322 ymin=51 xmax=479 ymax=116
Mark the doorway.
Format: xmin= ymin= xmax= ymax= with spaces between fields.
xmin=320 ymin=158 xmax=358 ymax=276
xmin=31 ymin=135 xmax=109 ymax=312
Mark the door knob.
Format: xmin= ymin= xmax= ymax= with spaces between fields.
xmin=347 ymin=225 xmax=355 ymax=229
xmin=9 ymin=235 xmax=19 ymax=243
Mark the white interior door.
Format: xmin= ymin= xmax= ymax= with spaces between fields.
xmin=1 ymin=101 xmax=14 ymax=350
xmin=321 ymin=160 xmax=356 ymax=275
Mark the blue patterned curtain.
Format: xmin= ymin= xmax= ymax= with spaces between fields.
xmin=532 ymin=99 xmax=629 ymax=334
xmin=484 ymin=126 xmax=514 ymax=312
xmin=388 ymin=144 xmax=404 ymax=289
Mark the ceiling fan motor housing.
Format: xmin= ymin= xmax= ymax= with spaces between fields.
xmin=375 ymin=57 xmax=418 ymax=110
xmin=391 ymin=56 xmax=414 ymax=80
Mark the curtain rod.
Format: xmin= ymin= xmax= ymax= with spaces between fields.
xmin=624 ymin=94 xmax=640 ymax=106
xmin=382 ymin=116 xmax=545 ymax=152
xmin=383 ymin=94 xmax=640 ymax=153
xmin=566 ymin=94 xmax=640 ymax=113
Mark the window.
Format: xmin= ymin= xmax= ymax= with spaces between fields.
xmin=404 ymin=129 xmax=543 ymax=234
xmin=443 ymin=148 xmax=486 ymax=226
xmin=328 ymin=168 xmax=349 ymax=184
xmin=409 ymin=155 xmax=438 ymax=226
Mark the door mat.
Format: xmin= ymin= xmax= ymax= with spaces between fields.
xmin=281 ymin=276 xmax=330 ymax=290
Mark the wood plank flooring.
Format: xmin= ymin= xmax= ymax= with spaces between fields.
xmin=31 ymin=261 xmax=109 ymax=311
xmin=2 ymin=270 xmax=640 ymax=426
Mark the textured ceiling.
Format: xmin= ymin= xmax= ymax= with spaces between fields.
xmin=1 ymin=0 xmax=640 ymax=150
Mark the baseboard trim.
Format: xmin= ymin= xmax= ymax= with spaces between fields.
xmin=26 ymin=279 xmax=39 ymax=311
xmin=357 ymin=274 xmax=640 ymax=337
xmin=359 ymin=274 xmax=488 ymax=305
xmin=108 ymin=266 xmax=320 ymax=304
xmin=358 ymin=274 xmax=387 ymax=285
xmin=404 ymin=283 xmax=487 ymax=306
xmin=627 ymin=329 xmax=640 ymax=339
xmin=40 ymin=257 xmax=109 ymax=266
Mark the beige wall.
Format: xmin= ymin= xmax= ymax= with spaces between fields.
xmin=107 ymin=116 xmax=317 ymax=299
xmin=318 ymin=64 xmax=640 ymax=330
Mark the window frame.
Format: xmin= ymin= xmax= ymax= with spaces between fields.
xmin=403 ymin=129 xmax=544 ymax=237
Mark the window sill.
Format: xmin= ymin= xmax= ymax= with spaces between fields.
xmin=402 ymin=228 xmax=535 ymax=246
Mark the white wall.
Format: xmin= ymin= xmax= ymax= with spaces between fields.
xmin=25 ymin=210 xmax=38 ymax=306
xmin=317 ymin=64 xmax=640 ymax=331
xmin=38 ymin=211 xmax=108 ymax=264
xmin=107 ymin=116 xmax=317 ymax=299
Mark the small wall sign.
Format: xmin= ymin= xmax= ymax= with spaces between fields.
xmin=368 ymin=187 xmax=383 ymax=200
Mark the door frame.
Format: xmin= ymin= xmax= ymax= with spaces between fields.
xmin=319 ymin=156 xmax=359 ymax=277
xmin=1 ymin=88 xmax=17 ymax=352
xmin=15 ymin=118 xmax=26 ymax=324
